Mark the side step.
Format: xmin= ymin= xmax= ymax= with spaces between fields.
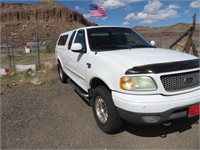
xmin=67 ymin=78 xmax=89 ymax=98
xmin=74 ymin=87 xmax=89 ymax=98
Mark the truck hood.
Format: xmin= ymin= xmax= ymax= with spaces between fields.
xmin=99 ymin=48 xmax=197 ymax=69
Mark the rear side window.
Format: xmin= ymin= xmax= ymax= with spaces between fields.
xmin=58 ymin=35 xmax=68 ymax=46
xmin=68 ymin=31 xmax=76 ymax=50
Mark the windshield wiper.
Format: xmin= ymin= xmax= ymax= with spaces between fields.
xmin=94 ymin=45 xmax=131 ymax=51
xmin=131 ymin=45 xmax=155 ymax=48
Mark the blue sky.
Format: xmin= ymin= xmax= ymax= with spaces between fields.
xmin=1 ymin=0 xmax=200 ymax=27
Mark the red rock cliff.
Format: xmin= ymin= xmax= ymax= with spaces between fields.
xmin=0 ymin=0 xmax=96 ymax=42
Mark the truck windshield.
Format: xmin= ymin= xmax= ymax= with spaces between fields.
xmin=87 ymin=27 xmax=154 ymax=51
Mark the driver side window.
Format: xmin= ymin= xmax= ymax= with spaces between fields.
xmin=74 ymin=30 xmax=86 ymax=52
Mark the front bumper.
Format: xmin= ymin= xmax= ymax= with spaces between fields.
xmin=112 ymin=89 xmax=200 ymax=124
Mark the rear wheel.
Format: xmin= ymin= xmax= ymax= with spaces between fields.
xmin=57 ymin=63 xmax=68 ymax=83
xmin=92 ymin=86 xmax=123 ymax=133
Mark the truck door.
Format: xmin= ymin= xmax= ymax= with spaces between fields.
xmin=68 ymin=29 xmax=88 ymax=91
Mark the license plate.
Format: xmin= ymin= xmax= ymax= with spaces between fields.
xmin=188 ymin=103 xmax=200 ymax=118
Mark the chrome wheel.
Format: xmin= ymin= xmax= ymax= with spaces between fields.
xmin=95 ymin=96 xmax=108 ymax=124
xmin=92 ymin=86 xmax=123 ymax=133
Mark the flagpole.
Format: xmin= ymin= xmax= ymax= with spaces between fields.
xmin=93 ymin=0 xmax=97 ymax=26
xmin=90 ymin=0 xmax=95 ymax=26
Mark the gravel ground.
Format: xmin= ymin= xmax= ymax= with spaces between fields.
xmin=1 ymin=81 xmax=199 ymax=149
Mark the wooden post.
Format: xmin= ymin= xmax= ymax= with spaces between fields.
xmin=183 ymin=14 xmax=196 ymax=54
xmin=169 ymin=14 xmax=198 ymax=56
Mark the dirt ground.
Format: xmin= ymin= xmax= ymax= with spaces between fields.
xmin=1 ymin=81 xmax=199 ymax=149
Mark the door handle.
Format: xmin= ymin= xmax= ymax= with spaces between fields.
xmin=87 ymin=63 xmax=91 ymax=69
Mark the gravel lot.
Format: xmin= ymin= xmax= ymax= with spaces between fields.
xmin=1 ymin=81 xmax=199 ymax=149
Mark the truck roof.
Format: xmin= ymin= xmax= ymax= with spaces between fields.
xmin=60 ymin=26 xmax=130 ymax=36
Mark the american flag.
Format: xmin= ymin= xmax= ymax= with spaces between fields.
xmin=90 ymin=3 xmax=106 ymax=17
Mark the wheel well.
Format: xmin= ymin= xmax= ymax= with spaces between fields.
xmin=90 ymin=78 xmax=110 ymax=93
xmin=57 ymin=59 xmax=61 ymax=64
xmin=89 ymin=78 xmax=111 ymax=107
xmin=57 ymin=59 xmax=63 ymax=68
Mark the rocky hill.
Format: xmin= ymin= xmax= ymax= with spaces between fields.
xmin=0 ymin=0 xmax=96 ymax=43
xmin=133 ymin=23 xmax=200 ymax=49
xmin=133 ymin=23 xmax=200 ymax=37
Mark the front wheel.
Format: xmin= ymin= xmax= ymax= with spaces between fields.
xmin=92 ymin=86 xmax=123 ymax=133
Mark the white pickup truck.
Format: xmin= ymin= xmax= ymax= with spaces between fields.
xmin=55 ymin=26 xmax=200 ymax=133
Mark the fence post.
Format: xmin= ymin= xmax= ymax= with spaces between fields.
xmin=4 ymin=28 xmax=12 ymax=71
xmin=10 ymin=36 xmax=15 ymax=71
xmin=35 ymin=30 xmax=40 ymax=71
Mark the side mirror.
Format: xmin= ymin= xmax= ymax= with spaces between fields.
xmin=71 ymin=43 xmax=84 ymax=53
xmin=150 ymin=40 xmax=155 ymax=46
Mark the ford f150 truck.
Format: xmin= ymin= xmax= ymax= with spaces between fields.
xmin=55 ymin=26 xmax=200 ymax=133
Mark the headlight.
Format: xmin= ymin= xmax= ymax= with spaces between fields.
xmin=120 ymin=76 xmax=157 ymax=91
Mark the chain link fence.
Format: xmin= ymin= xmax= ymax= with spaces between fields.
xmin=0 ymin=29 xmax=57 ymax=73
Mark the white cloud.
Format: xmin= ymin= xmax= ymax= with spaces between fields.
xmin=143 ymin=0 xmax=162 ymax=14
xmin=83 ymin=14 xmax=108 ymax=20
xmin=101 ymin=16 xmax=108 ymax=20
xmin=75 ymin=5 xmax=84 ymax=12
xmin=184 ymin=9 xmax=190 ymax=14
xmin=75 ymin=6 xmax=81 ymax=11
xmin=123 ymin=5 xmax=133 ymax=12
xmin=168 ymin=4 xmax=180 ymax=9
xmin=190 ymin=0 xmax=200 ymax=8
xmin=83 ymin=13 xmax=90 ymax=19
xmin=103 ymin=0 xmax=125 ymax=9
xmin=125 ymin=0 xmax=179 ymax=24
xmin=122 ymin=21 xmax=129 ymax=26
xmin=102 ymin=0 xmax=144 ymax=9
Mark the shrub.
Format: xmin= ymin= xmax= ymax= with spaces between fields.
xmin=45 ymin=43 xmax=55 ymax=53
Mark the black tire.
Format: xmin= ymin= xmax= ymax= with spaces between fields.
xmin=57 ymin=63 xmax=68 ymax=83
xmin=92 ymin=86 xmax=123 ymax=133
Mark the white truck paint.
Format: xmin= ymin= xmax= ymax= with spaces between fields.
xmin=55 ymin=26 xmax=200 ymax=133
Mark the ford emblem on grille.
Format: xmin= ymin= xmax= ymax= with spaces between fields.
xmin=184 ymin=77 xmax=193 ymax=84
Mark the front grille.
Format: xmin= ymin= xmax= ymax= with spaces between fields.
xmin=161 ymin=71 xmax=200 ymax=92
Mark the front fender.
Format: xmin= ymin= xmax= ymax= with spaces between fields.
xmin=85 ymin=51 xmax=127 ymax=92
xmin=88 ymin=74 xmax=115 ymax=91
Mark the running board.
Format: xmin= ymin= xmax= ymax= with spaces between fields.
xmin=67 ymin=78 xmax=89 ymax=98
xmin=74 ymin=87 xmax=89 ymax=98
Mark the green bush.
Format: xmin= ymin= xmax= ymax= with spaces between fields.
xmin=45 ymin=43 xmax=55 ymax=53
